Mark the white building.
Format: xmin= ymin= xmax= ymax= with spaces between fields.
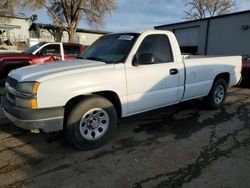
xmin=0 ymin=14 xmax=31 ymax=43
xmin=0 ymin=14 xmax=108 ymax=48
xmin=29 ymin=23 xmax=109 ymax=47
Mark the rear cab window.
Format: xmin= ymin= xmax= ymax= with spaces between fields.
xmin=63 ymin=44 xmax=81 ymax=56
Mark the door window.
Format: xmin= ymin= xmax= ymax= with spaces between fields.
xmin=136 ymin=34 xmax=173 ymax=64
xmin=39 ymin=44 xmax=60 ymax=56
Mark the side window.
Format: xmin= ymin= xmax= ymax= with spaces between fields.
xmin=39 ymin=44 xmax=60 ymax=56
xmin=63 ymin=44 xmax=81 ymax=56
xmin=136 ymin=34 xmax=173 ymax=64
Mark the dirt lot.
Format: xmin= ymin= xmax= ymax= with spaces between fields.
xmin=0 ymin=86 xmax=250 ymax=188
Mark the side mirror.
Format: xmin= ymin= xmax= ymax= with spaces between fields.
xmin=132 ymin=53 xmax=155 ymax=66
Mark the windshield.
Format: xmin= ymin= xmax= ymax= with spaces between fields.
xmin=80 ymin=33 xmax=139 ymax=64
xmin=23 ymin=42 xmax=45 ymax=54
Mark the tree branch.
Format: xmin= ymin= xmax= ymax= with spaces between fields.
xmin=35 ymin=0 xmax=68 ymax=31
xmin=184 ymin=0 xmax=237 ymax=20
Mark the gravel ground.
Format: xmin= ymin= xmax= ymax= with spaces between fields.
xmin=0 ymin=86 xmax=250 ymax=188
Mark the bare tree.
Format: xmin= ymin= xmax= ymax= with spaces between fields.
xmin=33 ymin=0 xmax=117 ymax=42
xmin=0 ymin=0 xmax=20 ymax=16
xmin=184 ymin=0 xmax=237 ymax=20
xmin=1 ymin=0 xmax=116 ymax=42
xmin=0 ymin=0 xmax=43 ymax=16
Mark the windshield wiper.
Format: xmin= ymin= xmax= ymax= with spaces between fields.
xmin=85 ymin=57 xmax=105 ymax=62
xmin=77 ymin=56 xmax=111 ymax=63
xmin=76 ymin=56 xmax=85 ymax=59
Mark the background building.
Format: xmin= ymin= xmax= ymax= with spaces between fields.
xmin=0 ymin=14 xmax=31 ymax=45
xmin=29 ymin=23 xmax=108 ymax=47
xmin=0 ymin=14 xmax=107 ymax=50
xmin=155 ymin=10 xmax=250 ymax=56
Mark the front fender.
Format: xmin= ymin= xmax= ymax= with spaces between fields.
xmin=36 ymin=71 xmax=127 ymax=109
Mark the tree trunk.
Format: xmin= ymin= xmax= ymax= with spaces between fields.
xmin=68 ymin=28 xmax=76 ymax=42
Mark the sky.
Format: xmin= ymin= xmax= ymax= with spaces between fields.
xmin=22 ymin=0 xmax=250 ymax=32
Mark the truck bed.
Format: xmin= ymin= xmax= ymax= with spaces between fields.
xmin=182 ymin=55 xmax=242 ymax=100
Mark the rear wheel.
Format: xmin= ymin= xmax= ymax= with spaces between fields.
xmin=205 ymin=79 xmax=227 ymax=110
xmin=64 ymin=96 xmax=117 ymax=150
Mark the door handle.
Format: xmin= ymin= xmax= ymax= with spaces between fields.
xmin=170 ymin=68 xmax=178 ymax=75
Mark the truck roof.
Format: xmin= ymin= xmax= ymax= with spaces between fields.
xmin=106 ymin=30 xmax=174 ymax=35
xmin=38 ymin=41 xmax=83 ymax=46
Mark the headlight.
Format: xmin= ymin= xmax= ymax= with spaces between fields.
xmin=16 ymin=82 xmax=39 ymax=94
xmin=15 ymin=82 xmax=40 ymax=109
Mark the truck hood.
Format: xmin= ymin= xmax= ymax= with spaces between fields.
xmin=9 ymin=59 xmax=114 ymax=82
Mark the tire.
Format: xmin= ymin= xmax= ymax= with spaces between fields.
xmin=205 ymin=79 xmax=227 ymax=110
xmin=64 ymin=95 xmax=117 ymax=150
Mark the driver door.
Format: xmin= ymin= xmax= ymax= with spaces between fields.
xmin=126 ymin=34 xmax=180 ymax=115
xmin=37 ymin=44 xmax=62 ymax=62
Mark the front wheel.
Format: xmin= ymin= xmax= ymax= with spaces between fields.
xmin=64 ymin=96 xmax=117 ymax=150
xmin=205 ymin=79 xmax=227 ymax=110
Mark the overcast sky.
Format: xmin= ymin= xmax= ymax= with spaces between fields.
xmin=29 ymin=0 xmax=250 ymax=32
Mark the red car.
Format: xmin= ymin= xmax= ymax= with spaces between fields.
xmin=0 ymin=42 xmax=84 ymax=80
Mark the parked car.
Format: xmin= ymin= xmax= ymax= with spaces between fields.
xmin=2 ymin=30 xmax=241 ymax=150
xmin=0 ymin=42 xmax=84 ymax=80
xmin=240 ymin=55 xmax=250 ymax=83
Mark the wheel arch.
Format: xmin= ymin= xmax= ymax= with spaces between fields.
xmin=213 ymin=72 xmax=230 ymax=87
xmin=64 ymin=90 xmax=122 ymax=125
xmin=92 ymin=91 xmax=122 ymax=118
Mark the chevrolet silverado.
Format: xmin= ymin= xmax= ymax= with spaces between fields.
xmin=2 ymin=30 xmax=241 ymax=150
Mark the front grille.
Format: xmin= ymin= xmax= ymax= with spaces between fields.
xmin=6 ymin=76 xmax=18 ymax=104
xmin=6 ymin=92 xmax=15 ymax=104
xmin=6 ymin=76 xmax=18 ymax=89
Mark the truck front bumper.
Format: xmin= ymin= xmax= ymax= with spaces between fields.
xmin=1 ymin=95 xmax=64 ymax=133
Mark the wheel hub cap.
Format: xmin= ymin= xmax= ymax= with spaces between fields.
xmin=79 ymin=108 xmax=109 ymax=141
xmin=88 ymin=117 xmax=99 ymax=129
xmin=214 ymin=85 xmax=224 ymax=104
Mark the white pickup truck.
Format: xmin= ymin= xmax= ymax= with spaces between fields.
xmin=2 ymin=30 xmax=241 ymax=150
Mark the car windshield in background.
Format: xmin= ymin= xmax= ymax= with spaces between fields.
xmin=23 ymin=42 xmax=45 ymax=54
xmin=80 ymin=33 xmax=139 ymax=64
